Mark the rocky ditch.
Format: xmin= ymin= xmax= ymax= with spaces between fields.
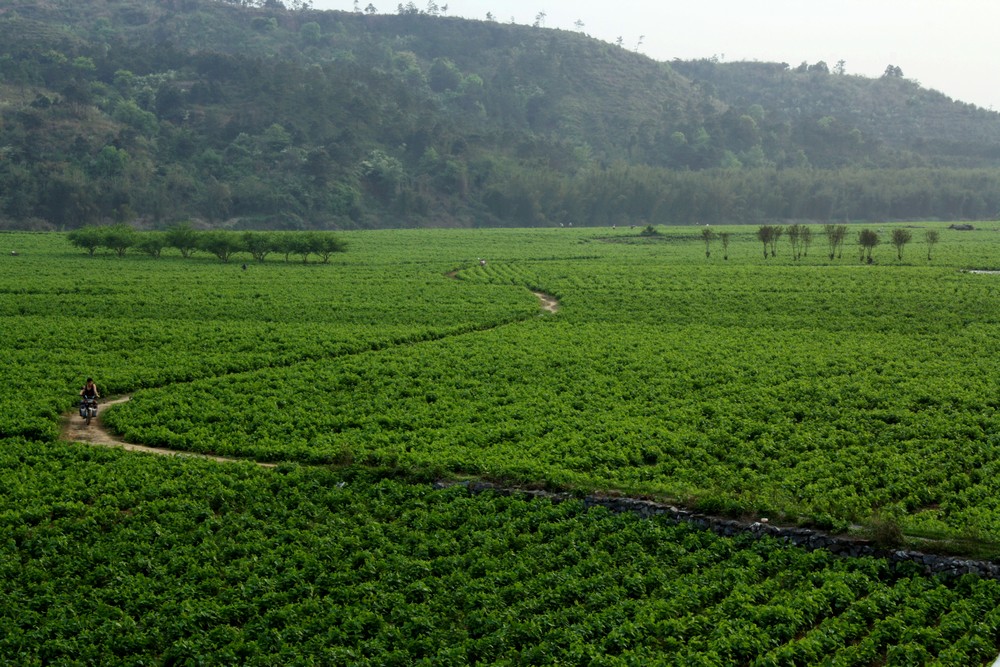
xmin=451 ymin=480 xmax=1000 ymax=580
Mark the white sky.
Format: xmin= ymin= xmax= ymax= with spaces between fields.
xmin=308 ymin=0 xmax=1000 ymax=111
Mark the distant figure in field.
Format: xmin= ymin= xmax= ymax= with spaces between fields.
xmin=80 ymin=378 xmax=100 ymax=400
xmin=10 ymin=250 xmax=17 ymax=256
xmin=479 ymin=258 xmax=487 ymax=267
xmin=242 ymin=263 xmax=247 ymax=271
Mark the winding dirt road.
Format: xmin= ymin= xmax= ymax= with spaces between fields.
xmin=60 ymin=287 xmax=560 ymax=463
xmin=62 ymin=396 xmax=275 ymax=467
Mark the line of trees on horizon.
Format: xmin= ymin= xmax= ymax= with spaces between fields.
xmin=66 ymin=223 xmax=347 ymax=263
xmin=744 ymin=223 xmax=940 ymax=262
xmin=691 ymin=222 xmax=942 ymax=262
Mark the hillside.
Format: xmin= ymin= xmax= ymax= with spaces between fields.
xmin=3 ymin=0 xmax=1000 ymax=228
xmin=671 ymin=59 xmax=1000 ymax=167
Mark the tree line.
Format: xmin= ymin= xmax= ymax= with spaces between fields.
xmin=66 ymin=224 xmax=346 ymax=263
xmin=718 ymin=224 xmax=940 ymax=262
xmin=479 ymin=164 xmax=1000 ymax=227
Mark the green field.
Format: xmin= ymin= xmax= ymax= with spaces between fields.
xmin=4 ymin=225 xmax=1000 ymax=664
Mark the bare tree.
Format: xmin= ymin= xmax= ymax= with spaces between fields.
xmin=824 ymin=224 xmax=848 ymax=259
xmin=801 ymin=226 xmax=813 ymax=257
xmin=701 ymin=226 xmax=716 ymax=258
xmin=890 ymin=228 xmax=913 ymax=260
xmin=834 ymin=225 xmax=848 ymax=258
xmin=787 ymin=223 xmax=802 ymax=260
xmin=769 ymin=225 xmax=784 ymax=257
xmin=824 ymin=224 xmax=837 ymax=260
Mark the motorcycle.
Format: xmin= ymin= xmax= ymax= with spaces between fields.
xmin=79 ymin=396 xmax=98 ymax=426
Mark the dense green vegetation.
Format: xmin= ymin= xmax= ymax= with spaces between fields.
xmin=6 ymin=442 xmax=1000 ymax=665
xmin=7 ymin=225 xmax=1000 ymax=539
xmin=3 ymin=0 xmax=1000 ymax=229
xmin=67 ymin=224 xmax=347 ymax=262
xmin=5 ymin=227 xmax=1000 ymax=662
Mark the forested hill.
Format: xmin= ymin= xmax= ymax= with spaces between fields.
xmin=3 ymin=0 xmax=1000 ymax=230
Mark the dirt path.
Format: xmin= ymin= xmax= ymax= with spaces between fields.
xmin=445 ymin=267 xmax=559 ymax=314
xmin=60 ymin=281 xmax=557 ymax=463
xmin=533 ymin=291 xmax=559 ymax=313
xmin=62 ymin=396 xmax=275 ymax=467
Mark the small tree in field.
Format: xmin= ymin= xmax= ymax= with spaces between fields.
xmin=288 ymin=233 xmax=314 ymax=263
xmin=769 ymin=225 xmax=784 ymax=257
xmin=242 ymin=231 xmax=275 ymax=263
xmin=756 ymin=225 xmax=774 ymax=259
xmin=102 ymin=224 xmax=137 ymax=257
xmin=824 ymin=224 xmax=848 ymax=259
xmin=136 ymin=232 xmax=167 ymax=258
xmin=270 ymin=234 xmax=294 ymax=262
xmin=67 ymin=226 xmax=103 ymax=256
xmin=800 ymin=225 xmax=813 ymax=257
xmin=165 ymin=222 xmax=199 ymax=258
xmin=858 ymin=228 xmax=879 ymax=263
xmin=719 ymin=232 xmax=731 ymax=260
xmin=925 ymin=229 xmax=940 ymax=260
xmin=890 ymin=228 xmax=912 ymax=260
xmin=311 ymin=233 xmax=347 ymax=263
xmin=199 ymin=231 xmax=243 ymax=263
xmin=787 ymin=223 xmax=802 ymax=260
xmin=701 ymin=226 xmax=715 ymax=258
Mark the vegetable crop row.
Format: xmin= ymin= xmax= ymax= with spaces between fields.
xmin=2 ymin=439 xmax=1000 ymax=665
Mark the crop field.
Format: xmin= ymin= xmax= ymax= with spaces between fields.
xmin=4 ymin=225 xmax=1000 ymax=664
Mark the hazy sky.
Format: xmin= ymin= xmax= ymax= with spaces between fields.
xmin=308 ymin=0 xmax=1000 ymax=111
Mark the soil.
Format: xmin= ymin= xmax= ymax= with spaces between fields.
xmin=533 ymin=292 xmax=559 ymax=313
xmin=61 ymin=395 xmax=275 ymax=468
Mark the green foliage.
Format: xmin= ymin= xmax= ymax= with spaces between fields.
xmin=428 ymin=57 xmax=462 ymax=92
xmin=1 ymin=1 xmax=1000 ymax=229
xmin=299 ymin=20 xmax=321 ymax=44
xmin=198 ymin=230 xmax=244 ymax=263
xmin=66 ymin=225 xmax=103 ymax=256
xmin=9 ymin=227 xmax=1000 ymax=663
xmin=242 ymin=231 xmax=274 ymax=262
xmin=101 ymin=224 xmax=138 ymax=257
xmin=165 ymin=222 xmax=199 ymax=258
xmin=4 ymin=442 xmax=1000 ymax=665
xmin=30 ymin=225 xmax=1000 ymax=549
xmin=858 ymin=228 xmax=880 ymax=262
xmin=891 ymin=227 xmax=914 ymax=260
xmin=310 ymin=232 xmax=347 ymax=263
xmin=925 ymin=229 xmax=941 ymax=260
xmin=135 ymin=231 xmax=167 ymax=258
